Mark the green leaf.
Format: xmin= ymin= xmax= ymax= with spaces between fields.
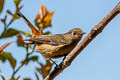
xmin=0 ymin=0 xmax=4 ymax=13
xmin=29 ymin=56 xmax=38 ymax=61
xmin=24 ymin=56 xmax=38 ymax=65
xmin=1 ymin=75 xmax=5 ymax=80
xmin=14 ymin=0 xmax=21 ymax=7
xmin=0 ymin=52 xmax=16 ymax=69
xmin=0 ymin=52 xmax=7 ymax=62
xmin=0 ymin=28 xmax=21 ymax=38
xmin=35 ymin=72 xmax=39 ymax=80
xmin=44 ymin=31 xmax=51 ymax=35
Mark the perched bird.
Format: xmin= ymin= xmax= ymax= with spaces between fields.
xmin=16 ymin=11 xmax=85 ymax=61
xmin=26 ymin=28 xmax=85 ymax=59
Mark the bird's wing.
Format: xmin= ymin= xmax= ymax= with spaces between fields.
xmin=27 ymin=34 xmax=72 ymax=46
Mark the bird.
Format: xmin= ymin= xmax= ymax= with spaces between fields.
xmin=16 ymin=11 xmax=85 ymax=63
xmin=26 ymin=28 xmax=85 ymax=59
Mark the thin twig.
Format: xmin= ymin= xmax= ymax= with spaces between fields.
xmin=44 ymin=2 xmax=120 ymax=80
xmin=12 ymin=61 xmax=25 ymax=77
xmin=11 ymin=45 xmax=35 ymax=77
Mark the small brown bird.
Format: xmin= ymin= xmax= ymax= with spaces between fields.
xmin=17 ymin=11 xmax=85 ymax=64
xmin=26 ymin=28 xmax=85 ymax=59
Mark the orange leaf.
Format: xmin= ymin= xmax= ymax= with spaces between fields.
xmin=16 ymin=33 xmax=24 ymax=46
xmin=40 ymin=4 xmax=49 ymax=20
xmin=0 ymin=42 xmax=12 ymax=54
xmin=37 ymin=59 xmax=53 ymax=78
xmin=17 ymin=11 xmax=42 ymax=37
xmin=35 ymin=4 xmax=54 ymax=31
xmin=44 ymin=11 xmax=54 ymax=27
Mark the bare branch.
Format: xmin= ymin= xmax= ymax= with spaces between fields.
xmin=11 ymin=45 xmax=34 ymax=77
xmin=44 ymin=2 xmax=120 ymax=80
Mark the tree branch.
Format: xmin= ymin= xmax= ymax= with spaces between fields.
xmin=11 ymin=45 xmax=35 ymax=77
xmin=44 ymin=2 xmax=120 ymax=80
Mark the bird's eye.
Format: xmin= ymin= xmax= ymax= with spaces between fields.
xmin=72 ymin=32 xmax=76 ymax=35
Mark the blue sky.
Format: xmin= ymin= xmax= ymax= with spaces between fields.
xmin=0 ymin=0 xmax=120 ymax=80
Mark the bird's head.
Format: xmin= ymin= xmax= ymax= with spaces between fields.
xmin=66 ymin=28 xmax=85 ymax=40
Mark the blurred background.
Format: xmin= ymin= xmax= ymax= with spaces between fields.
xmin=0 ymin=0 xmax=120 ymax=80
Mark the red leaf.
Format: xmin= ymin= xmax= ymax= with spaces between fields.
xmin=0 ymin=42 xmax=12 ymax=54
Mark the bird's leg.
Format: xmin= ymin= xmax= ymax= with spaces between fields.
xmin=49 ymin=59 xmax=58 ymax=66
xmin=62 ymin=55 xmax=67 ymax=61
xmin=49 ymin=59 xmax=61 ymax=69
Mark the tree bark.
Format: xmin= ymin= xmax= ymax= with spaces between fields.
xmin=44 ymin=2 xmax=120 ymax=80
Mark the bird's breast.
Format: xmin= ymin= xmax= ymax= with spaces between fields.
xmin=35 ymin=43 xmax=77 ymax=59
xmin=35 ymin=44 xmax=64 ymax=58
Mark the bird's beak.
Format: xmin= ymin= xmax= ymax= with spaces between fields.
xmin=82 ymin=32 xmax=86 ymax=35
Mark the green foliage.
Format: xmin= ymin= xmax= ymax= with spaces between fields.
xmin=0 ymin=0 xmax=54 ymax=79
xmin=23 ymin=56 xmax=39 ymax=65
xmin=1 ymin=75 xmax=5 ymax=80
xmin=44 ymin=31 xmax=51 ymax=35
xmin=0 ymin=28 xmax=21 ymax=38
xmin=28 ymin=56 xmax=38 ymax=61
xmin=35 ymin=72 xmax=40 ymax=80
xmin=0 ymin=52 xmax=16 ymax=69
